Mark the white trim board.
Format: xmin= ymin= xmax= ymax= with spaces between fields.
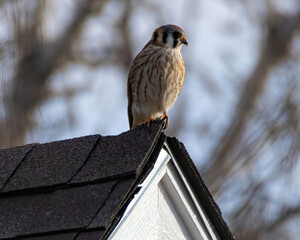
xmin=108 ymin=148 xmax=220 ymax=240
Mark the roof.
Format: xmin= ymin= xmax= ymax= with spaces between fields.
xmin=0 ymin=120 xmax=234 ymax=240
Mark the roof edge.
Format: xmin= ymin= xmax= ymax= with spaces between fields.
xmin=101 ymin=128 xmax=166 ymax=239
xmin=165 ymin=137 xmax=235 ymax=240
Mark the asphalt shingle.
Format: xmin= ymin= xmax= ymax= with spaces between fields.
xmin=2 ymin=135 xmax=99 ymax=192
xmin=0 ymin=144 xmax=35 ymax=190
xmin=71 ymin=122 xmax=163 ymax=183
xmin=0 ymin=181 xmax=116 ymax=239
xmin=89 ymin=178 xmax=136 ymax=228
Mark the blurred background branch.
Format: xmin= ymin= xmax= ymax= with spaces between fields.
xmin=204 ymin=7 xmax=300 ymax=193
xmin=1 ymin=0 xmax=109 ymax=147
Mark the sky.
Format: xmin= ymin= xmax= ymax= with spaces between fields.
xmin=30 ymin=0 xmax=260 ymax=166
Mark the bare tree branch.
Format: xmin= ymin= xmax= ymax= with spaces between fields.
xmin=264 ymin=206 xmax=300 ymax=232
xmin=0 ymin=0 xmax=109 ymax=148
xmin=204 ymin=9 xmax=300 ymax=191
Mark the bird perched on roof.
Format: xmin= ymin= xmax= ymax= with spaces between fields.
xmin=127 ymin=24 xmax=188 ymax=129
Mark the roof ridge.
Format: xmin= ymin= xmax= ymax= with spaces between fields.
xmin=136 ymin=122 xmax=165 ymax=177
xmin=101 ymin=132 xmax=167 ymax=239
xmin=0 ymin=143 xmax=38 ymax=192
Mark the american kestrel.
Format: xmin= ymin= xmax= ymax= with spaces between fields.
xmin=127 ymin=24 xmax=188 ymax=129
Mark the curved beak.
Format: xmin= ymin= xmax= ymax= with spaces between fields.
xmin=181 ymin=38 xmax=188 ymax=46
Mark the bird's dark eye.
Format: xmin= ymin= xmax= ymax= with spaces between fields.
xmin=173 ymin=31 xmax=180 ymax=39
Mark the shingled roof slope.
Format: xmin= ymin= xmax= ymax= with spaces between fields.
xmin=0 ymin=121 xmax=165 ymax=240
xmin=0 ymin=120 xmax=234 ymax=240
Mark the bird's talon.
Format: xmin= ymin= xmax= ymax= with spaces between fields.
xmin=161 ymin=112 xmax=169 ymax=129
xmin=146 ymin=118 xmax=155 ymax=127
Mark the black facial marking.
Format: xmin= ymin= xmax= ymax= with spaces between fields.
xmin=172 ymin=31 xmax=181 ymax=47
xmin=173 ymin=39 xmax=178 ymax=48
xmin=153 ymin=31 xmax=158 ymax=42
xmin=163 ymin=31 xmax=168 ymax=43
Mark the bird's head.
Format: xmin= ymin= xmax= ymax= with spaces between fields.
xmin=151 ymin=24 xmax=188 ymax=49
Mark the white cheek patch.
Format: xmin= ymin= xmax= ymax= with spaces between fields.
xmin=166 ymin=35 xmax=174 ymax=48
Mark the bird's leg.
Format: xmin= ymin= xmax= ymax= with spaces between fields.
xmin=160 ymin=112 xmax=169 ymax=129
